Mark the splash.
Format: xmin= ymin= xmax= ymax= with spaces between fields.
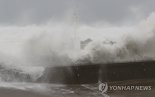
xmin=0 ymin=13 xmax=155 ymax=82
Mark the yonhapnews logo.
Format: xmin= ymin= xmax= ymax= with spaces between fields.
xmin=99 ymin=83 xmax=108 ymax=93
xmin=99 ymin=83 xmax=152 ymax=93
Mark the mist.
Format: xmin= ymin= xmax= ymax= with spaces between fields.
xmin=0 ymin=12 xmax=154 ymax=71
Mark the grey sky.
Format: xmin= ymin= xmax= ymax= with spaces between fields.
xmin=0 ymin=0 xmax=155 ymax=25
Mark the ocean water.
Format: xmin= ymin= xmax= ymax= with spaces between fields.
xmin=0 ymin=82 xmax=103 ymax=97
xmin=0 ymin=81 xmax=154 ymax=97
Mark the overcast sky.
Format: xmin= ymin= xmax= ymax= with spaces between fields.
xmin=0 ymin=0 xmax=155 ymax=25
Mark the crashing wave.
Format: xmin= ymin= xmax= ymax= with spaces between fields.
xmin=0 ymin=63 xmax=44 ymax=82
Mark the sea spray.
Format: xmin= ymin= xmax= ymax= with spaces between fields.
xmin=0 ymin=13 xmax=154 ymax=82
